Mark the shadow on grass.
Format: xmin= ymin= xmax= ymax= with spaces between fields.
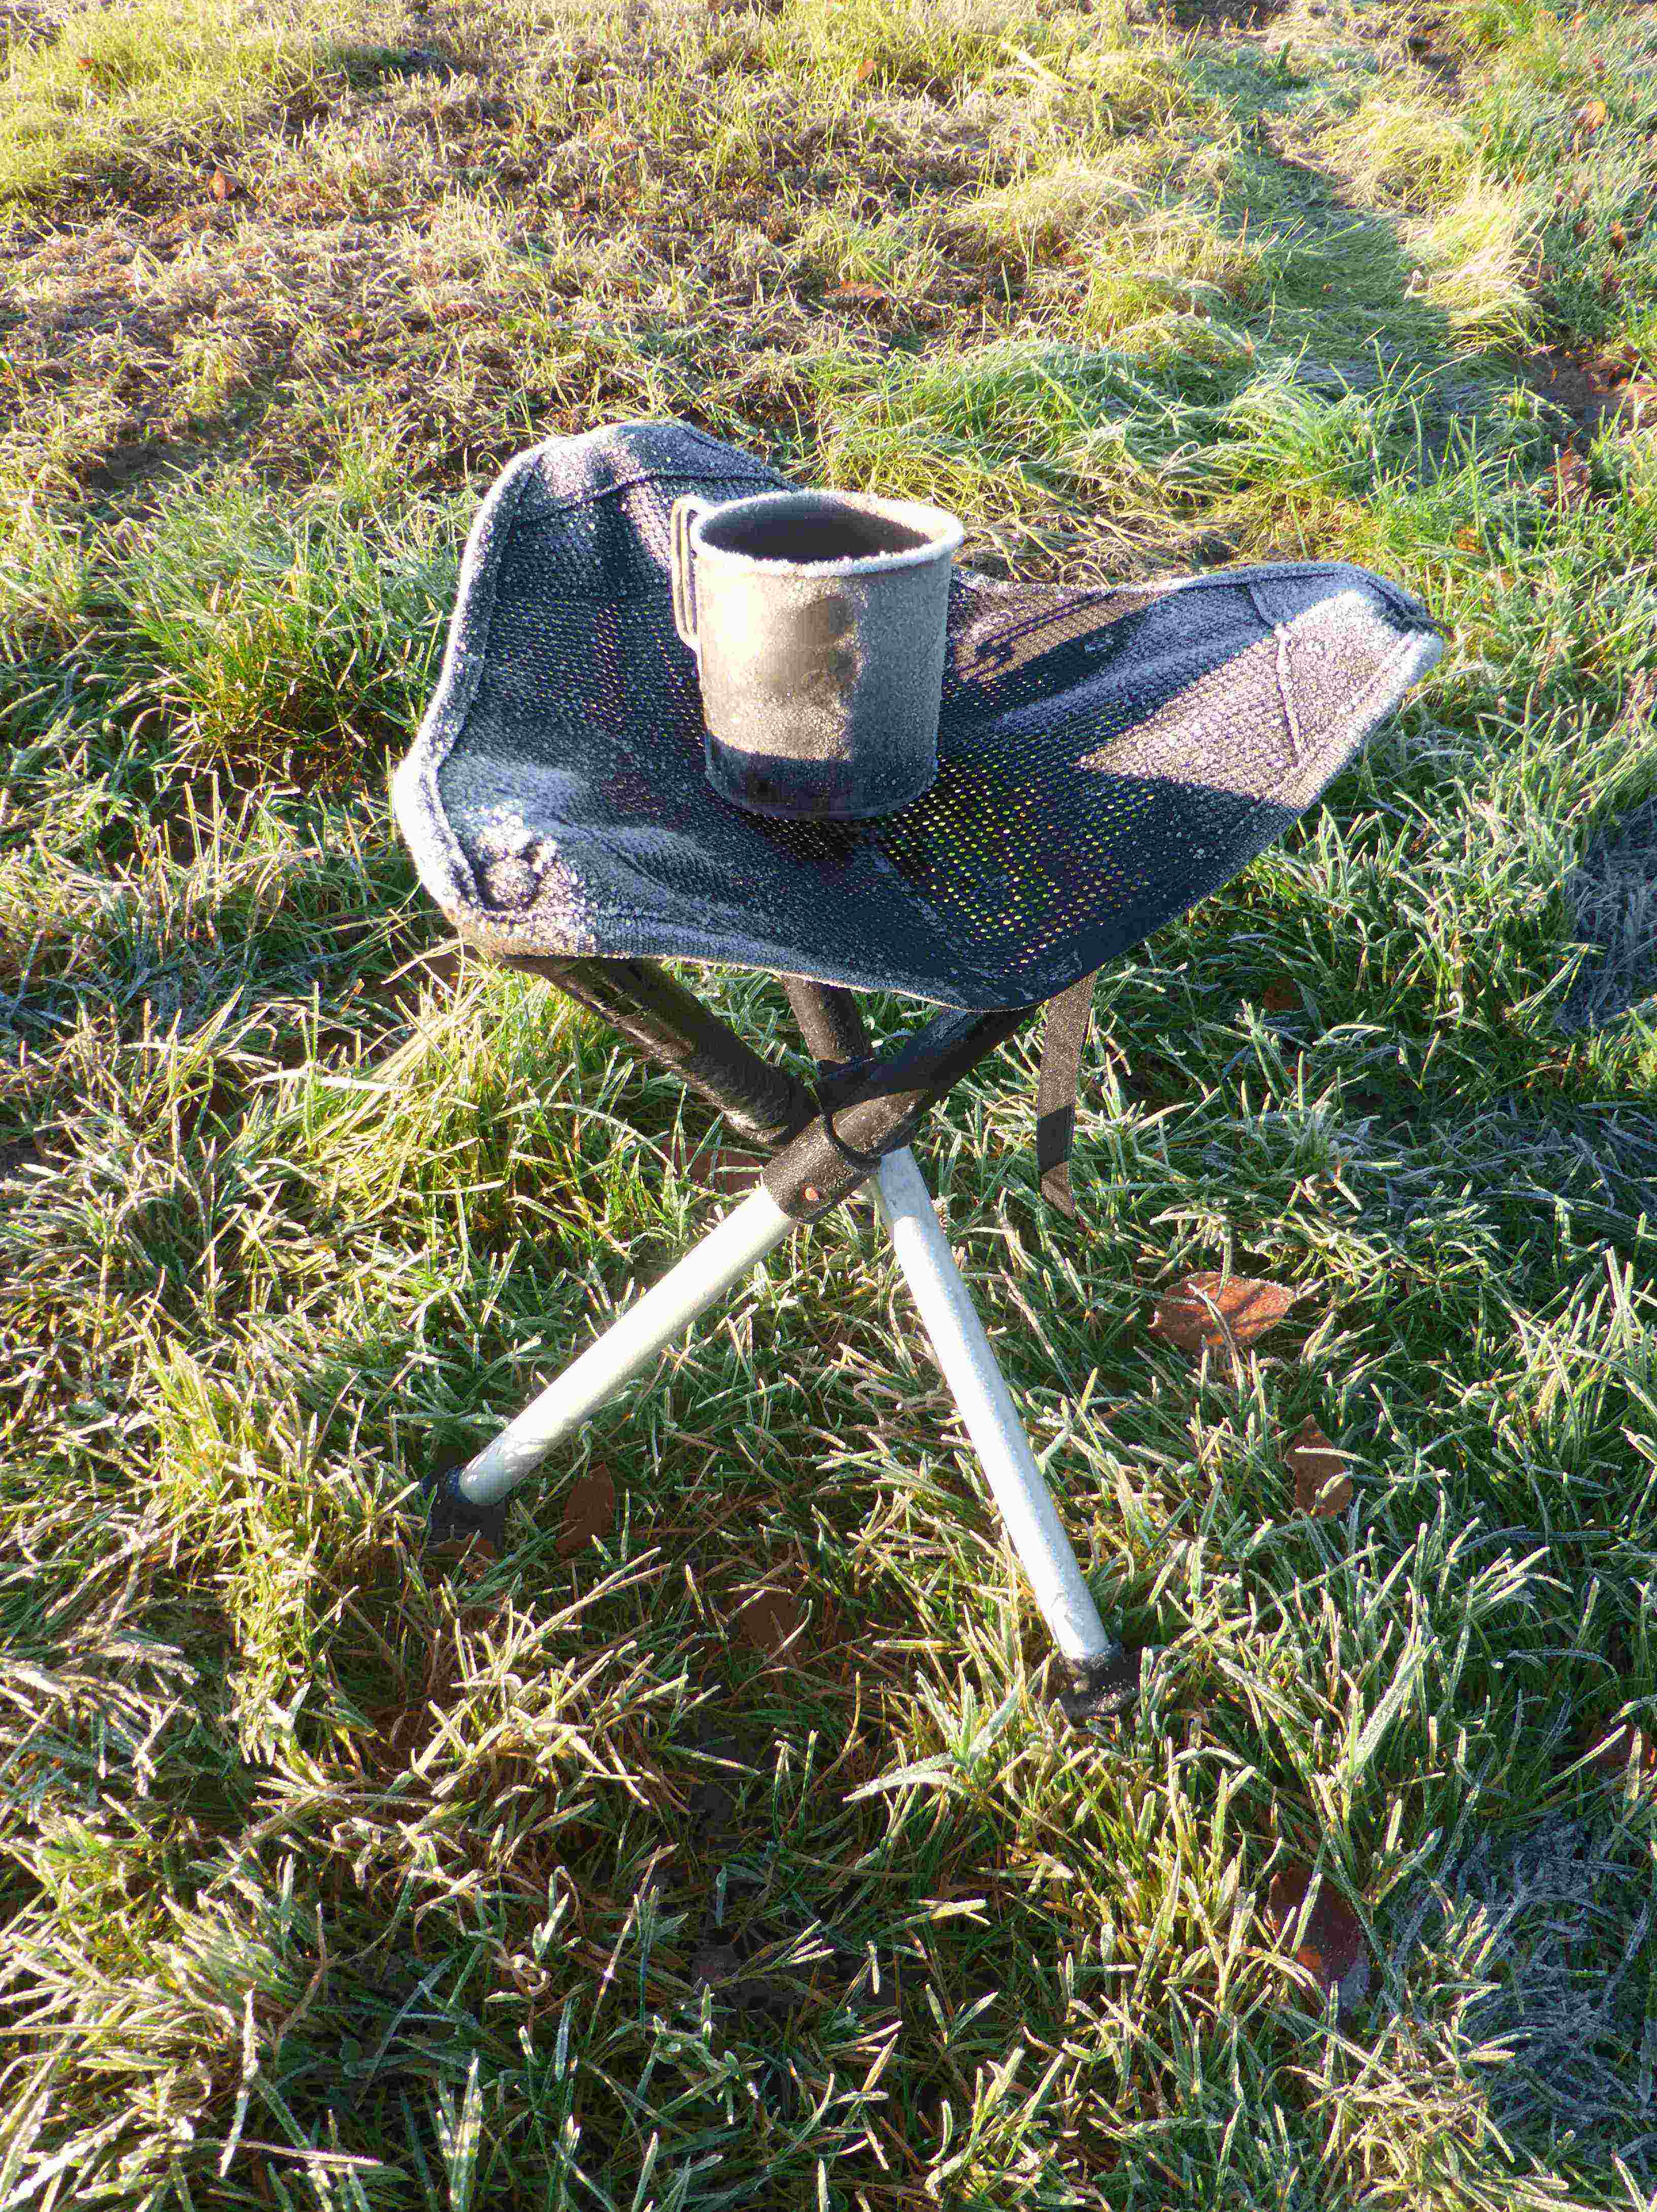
xmin=1186 ymin=46 xmax=1516 ymax=433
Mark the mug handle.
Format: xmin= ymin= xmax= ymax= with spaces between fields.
xmin=670 ymin=496 xmax=714 ymax=655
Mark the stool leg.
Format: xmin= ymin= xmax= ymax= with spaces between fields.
xmin=442 ymin=1182 xmax=799 ymax=1513
xmin=873 ymin=1146 xmax=1120 ymax=1670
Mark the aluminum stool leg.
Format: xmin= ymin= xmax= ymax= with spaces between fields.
xmin=441 ymin=1181 xmax=799 ymax=1516
xmin=873 ymin=1145 xmax=1119 ymax=1670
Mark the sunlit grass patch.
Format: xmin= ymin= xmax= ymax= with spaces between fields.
xmin=791 ymin=202 xmax=950 ymax=301
xmin=0 ymin=491 xmax=91 ymax=654
xmin=1440 ymin=0 xmax=1563 ymax=55
xmin=814 ymin=339 xmax=1213 ymax=546
xmin=0 ymin=0 xmax=338 ymax=206
xmin=1074 ymin=206 xmax=1272 ymax=356
xmin=1408 ymin=175 xmax=1539 ymax=349
xmin=1315 ymin=94 xmax=1479 ymax=216
xmin=760 ymin=0 xmax=1057 ymax=99
xmin=1455 ymin=6 xmax=1657 ymax=350
xmin=947 ymin=154 xmax=1159 ymax=269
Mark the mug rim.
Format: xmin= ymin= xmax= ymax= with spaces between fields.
xmin=689 ymin=488 xmax=964 ymax=578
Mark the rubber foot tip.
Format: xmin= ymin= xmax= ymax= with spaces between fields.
xmin=1056 ymin=1644 xmax=1151 ymax=1727
xmin=422 ymin=1459 xmax=509 ymax=1551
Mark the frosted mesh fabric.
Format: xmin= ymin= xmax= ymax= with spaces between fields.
xmin=394 ymin=421 xmax=1443 ymax=1012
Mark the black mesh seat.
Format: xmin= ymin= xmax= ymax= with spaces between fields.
xmin=394 ymin=422 xmax=1442 ymax=1012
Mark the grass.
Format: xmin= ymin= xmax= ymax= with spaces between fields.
xmin=3 ymin=0 xmax=1657 ymax=2201
xmin=0 ymin=0 xmax=357 ymax=207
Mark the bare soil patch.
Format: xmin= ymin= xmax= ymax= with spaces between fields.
xmin=1525 ymin=343 xmax=1651 ymax=440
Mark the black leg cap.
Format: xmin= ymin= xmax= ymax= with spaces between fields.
xmin=422 ymin=1458 xmax=509 ymax=1551
xmin=1056 ymin=1644 xmax=1151 ymax=1727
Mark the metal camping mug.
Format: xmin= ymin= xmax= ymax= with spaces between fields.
xmin=670 ymin=488 xmax=964 ymax=820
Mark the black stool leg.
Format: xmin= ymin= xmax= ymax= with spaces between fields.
xmin=783 ymin=976 xmax=870 ymax=1066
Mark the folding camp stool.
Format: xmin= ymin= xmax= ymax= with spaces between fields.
xmin=393 ymin=420 xmax=1443 ymax=1722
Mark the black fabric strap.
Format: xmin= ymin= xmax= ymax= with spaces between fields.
xmin=1036 ymin=973 xmax=1096 ymax=1218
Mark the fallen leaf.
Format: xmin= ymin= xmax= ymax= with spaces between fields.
xmin=710 ymin=1148 xmax=765 ymax=1197
xmin=689 ymin=1940 xmax=794 ymax=2020
xmin=1587 ymin=1721 xmax=1657 ymax=1777
xmin=687 ymin=1777 xmax=737 ymax=1846
xmin=1544 ymin=446 xmax=1592 ymax=510
xmin=854 ymin=54 xmax=877 ymax=81
xmin=1150 ymin=1272 xmax=1301 ymax=1356
xmin=669 ymin=1128 xmax=766 ymax=1199
xmin=1287 ymin=1418 xmax=1352 ymax=1517
xmin=828 ymin=281 xmax=887 ymax=305
xmin=557 ymin=1466 xmax=615 ymax=1557
xmin=1265 ymin=1863 xmax=1369 ymax=2014
xmin=1455 ymin=525 xmax=1482 ymax=552
xmin=1261 ymin=978 xmax=1300 ymax=1014
xmin=1575 ymin=96 xmax=1608 ymax=137
xmin=1610 ymin=221 xmax=1628 ymax=254
xmin=692 ymin=1940 xmax=742 ymax=1984
xmin=209 ymin=169 xmax=237 ymax=202
xmin=1617 ymin=380 xmax=1657 ymax=428
xmin=736 ymin=1587 xmax=802 ymax=1653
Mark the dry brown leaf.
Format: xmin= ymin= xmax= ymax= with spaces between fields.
xmin=828 ymin=281 xmax=887 ymax=305
xmin=1150 ymin=1272 xmax=1301 ymax=1356
xmin=854 ymin=54 xmax=877 ymax=81
xmin=1576 ymin=96 xmax=1608 ymax=137
xmin=1617 ymin=380 xmax=1657 ymax=428
xmin=669 ymin=1129 xmax=765 ymax=1199
xmin=693 ymin=1940 xmax=742 ymax=1984
xmin=709 ymin=1149 xmax=765 ymax=1198
xmin=1265 ymin=1863 xmax=1369 ymax=2013
xmin=1544 ymin=446 xmax=1592 ymax=510
xmin=1261 ymin=978 xmax=1300 ymax=1014
xmin=1587 ymin=1721 xmax=1657 ymax=1777
xmin=557 ymin=1466 xmax=615 ymax=1558
xmin=1287 ymin=1417 xmax=1352 ymax=1517
xmin=1610 ymin=221 xmax=1629 ymax=254
xmin=736 ymin=1588 xmax=802 ymax=1653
